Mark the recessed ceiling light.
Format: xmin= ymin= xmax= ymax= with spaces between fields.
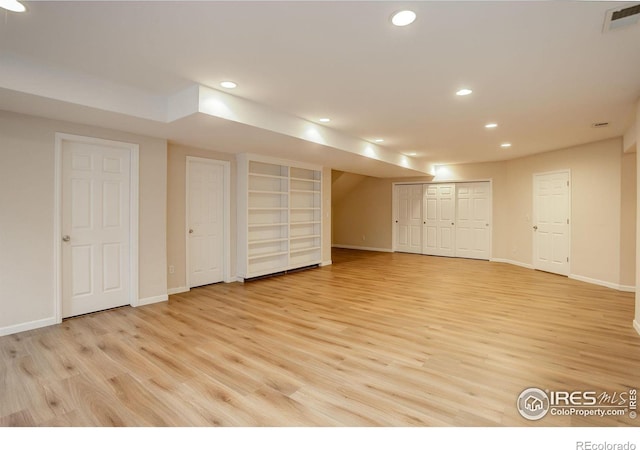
xmin=0 ymin=0 xmax=25 ymax=12
xmin=485 ymin=123 xmax=498 ymax=129
xmin=456 ymin=88 xmax=473 ymax=96
xmin=391 ymin=10 xmax=417 ymax=27
xmin=319 ymin=118 xmax=331 ymax=123
xmin=220 ymin=81 xmax=237 ymax=89
xmin=501 ymin=143 xmax=512 ymax=148
xmin=374 ymin=139 xmax=385 ymax=143
xmin=406 ymin=152 xmax=417 ymax=156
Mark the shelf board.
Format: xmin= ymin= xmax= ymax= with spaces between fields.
xmin=249 ymin=207 xmax=288 ymax=211
xmin=249 ymin=238 xmax=288 ymax=245
xmin=290 ymin=189 xmax=320 ymax=193
xmin=290 ymin=235 xmax=321 ymax=241
xmin=290 ymin=247 xmax=321 ymax=255
xmin=249 ymin=190 xmax=288 ymax=195
xmin=290 ymin=207 xmax=320 ymax=211
xmin=248 ymin=222 xmax=288 ymax=228
xmin=290 ymin=221 xmax=321 ymax=225
xmin=249 ymin=173 xmax=288 ymax=180
xmin=248 ymin=251 xmax=289 ymax=260
xmin=290 ymin=177 xmax=321 ymax=183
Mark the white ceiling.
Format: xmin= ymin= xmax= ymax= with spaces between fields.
xmin=1 ymin=1 xmax=639 ymax=177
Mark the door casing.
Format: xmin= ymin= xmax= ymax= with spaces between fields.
xmin=54 ymin=133 xmax=139 ymax=323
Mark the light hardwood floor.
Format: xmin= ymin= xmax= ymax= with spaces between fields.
xmin=1 ymin=249 xmax=639 ymax=426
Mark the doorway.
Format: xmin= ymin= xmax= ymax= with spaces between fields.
xmin=56 ymin=133 xmax=139 ymax=319
xmin=186 ymin=157 xmax=230 ymax=288
xmin=533 ymin=170 xmax=571 ymax=276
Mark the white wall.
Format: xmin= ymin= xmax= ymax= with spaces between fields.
xmin=0 ymin=110 xmax=167 ymax=335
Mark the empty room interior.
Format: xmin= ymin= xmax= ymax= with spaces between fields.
xmin=2 ymin=1 xmax=640 ymax=428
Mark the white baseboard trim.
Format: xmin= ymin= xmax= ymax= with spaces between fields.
xmin=167 ymin=286 xmax=189 ymax=295
xmin=136 ymin=294 xmax=168 ymax=307
xmin=224 ymin=277 xmax=244 ymax=283
xmin=320 ymin=260 xmax=333 ymax=267
xmin=633 ymin=320 xmax=640 ymax=336
xmin=490 ymin=258 xmax=534 ymax=270
xmin=0 ymin=316 xmax=58 ymax=337
xmin=569 ymin=274 xmax=636 ymax=293
xmin=490 ymin=259 xmax=636 ymax=292
xmin=332 ymin=244 xmax=393 ymax=253
xmin=617 ymin=284 xmax=636 ymax=293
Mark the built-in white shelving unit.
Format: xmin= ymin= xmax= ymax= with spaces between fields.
xmin=237 ymin=154 xmax=322 ymax=281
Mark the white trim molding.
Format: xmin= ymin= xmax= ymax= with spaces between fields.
xmin=167 ymin=287 xmax=190 ymax=296
xmin=569 ymin=274 xmax=636 ymax=293
xmin=490 ymin=259 xmax=634 ymax=292
xmin=332 ymin=244 xmax=393 ymax=253
xmin=633 ymin=319 xmax=640 ymax=336
xmin=136 ymin=294 xmax=168 ymax=307
xmin=490 ymin=258 xmax=535 ymax=270
xmin=320 ymin=260 xmax=333 ymax=267
xmin=0 ymin=316 xmax=58 ymax=337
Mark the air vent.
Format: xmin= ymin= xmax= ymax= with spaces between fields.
xmin=603 ymin=3 xmax=640 ymax=32
xmin=592 ymin=122 xmax=609 ymax=128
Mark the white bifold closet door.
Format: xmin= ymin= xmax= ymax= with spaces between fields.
xmin=455 ymin=182 xmax=491 ymax=260
xmin=394 ymin=182 xmax=491 ymax=260
xmin=394 ymin=184 xmax=423 ymax=254
xmin=423 ymin=184 xmax=456 ymax=257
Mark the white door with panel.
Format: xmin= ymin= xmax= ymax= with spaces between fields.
xmin=533 ymin=171 xmax=570 ymax=276
xmin=61 ymin=140 xmax=132 ymax=318
xmin=423 ymin=184 xmax=456 ymax=257
xmin=187 ymin=158 xmax=224 ymax=288
xmin=394 ymin=184 xmax=422 ymax=253
xmin=455 ymin=182 xmax=491 ymax=260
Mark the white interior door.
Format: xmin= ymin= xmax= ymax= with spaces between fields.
xmin=188 ymin=158 xmax=224 ymax=288
xmin=61 ymin=140 xmax=132 ymax=318
xmin=456 ymin=182 xmax=491 ymax=260
xmin=394 ymin=184 xmax=422 ymax=253
xmin=533 ymin=171 xmax=570 ymax=275
xmin=423 ymin=184 xmax=456 ymax=257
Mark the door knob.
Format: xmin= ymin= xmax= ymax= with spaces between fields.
xmin=189 ymin=229 xmax=194 ymax=234
xmin=62 ymin=235 xmax=70 ymax=242
xmin=451 ymin=222 xmax=455 ymax=226
xmin=533 ymin=225 xmax=538 ymax=231
xmin=395 ymin=220 xmax=398 ymax=223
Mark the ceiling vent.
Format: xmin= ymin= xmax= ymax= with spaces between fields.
xmin=603 ymin=3 xmax=640 ymax=32
xmin=592 ymin=122 xmax=610 ymax=128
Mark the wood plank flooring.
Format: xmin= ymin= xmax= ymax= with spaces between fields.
xmin=1 ymin=248 xmax=639 ymax=426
